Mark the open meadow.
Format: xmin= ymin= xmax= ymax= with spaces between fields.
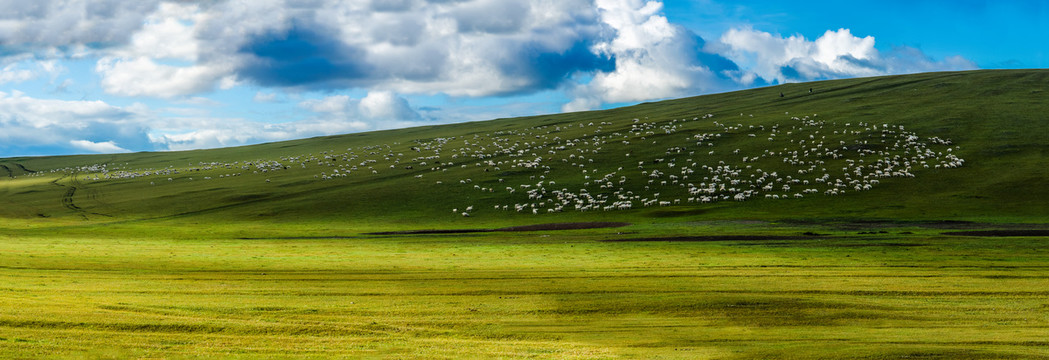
xmin=3 ymin=222 xmax=1049 ymax=359
xmin=1 ymin=70 xmax=1048 ymax=358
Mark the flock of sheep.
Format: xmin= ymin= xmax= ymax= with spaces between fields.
xmin=52 ymin=111 xmax=964 ymax=217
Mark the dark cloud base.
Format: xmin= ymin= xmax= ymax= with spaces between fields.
xmin=237 ymin=23 xmax=372 ymax=88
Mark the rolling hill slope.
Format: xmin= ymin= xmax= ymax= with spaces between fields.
xmin=1 ymin=69 xmax=1047 ymax=229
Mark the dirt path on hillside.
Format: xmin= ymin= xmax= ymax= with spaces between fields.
xmin=50 ymin=174 xmax=86 ymax=219
xmin=14 ymin=163 xmax=35 ymax=174
xmin=49 ymin=172 xmax=110 ymax=219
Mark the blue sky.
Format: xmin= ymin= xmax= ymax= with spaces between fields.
xmin=0 ymin=0 xmax=1042 ymax=157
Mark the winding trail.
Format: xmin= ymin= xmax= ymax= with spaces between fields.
xmin=0 ymin=164 xmax=11 ymax=178
xmin=50 ymin=174 xmax=85 ymax=219
xmin=49 ymin=172 xmax=111 ymax=219
xmin=14 ymin=163 xmax=35 ymax=174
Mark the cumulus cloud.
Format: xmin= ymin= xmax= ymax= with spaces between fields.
xmin=0 ymin=91 xmax=152 ymax=155
xmin=0 ymin=62 xmax=37 ymax=84
xmin=0 ymin=0 xmax=160 ymax=54
xmin=149 ymin=114 xmax=372 ymax=152
xmin=92 ymin=2 xmax=237 ymax=98
xmin=118 ymin=2 xmax=202 ymax=61
xmin=95 ymin=56 xmax=233 ymax=98
xmin=0 ymin=0 xmax=981 ymax=104
xmin=299 ymin=91 xmax=425 ymax=129
xmin=0 ymin=0 xmax=615 ymax=99
xmin=252 ymin=91 xmax=279 ymax=103
xmin=717 ymin=27 xmax=977 ymax=83
xmin=0 ymin=87 xmax=487 ymax=155
xmin=563 ymin=0 xmax=740 ymax=112
xmin=359 ymin=91 xmax=423 ymax=122
xmin=148 ymin=91 xmax=427 ymax=151
xmin=70 ymin=140 xmax=131 ymax=153
xmin=80 ymin=0 xmax=614 ymax=97
xmin=0 ymin=0 xmax=982 ymax=157
xmin=0 ymin=58 xmax=65 ymax=84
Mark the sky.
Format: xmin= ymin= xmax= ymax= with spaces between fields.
xmin=0 ymin=0 xmax=1044 ymax=157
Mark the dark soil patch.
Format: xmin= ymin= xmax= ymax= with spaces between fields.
xmin=365 ymin=222 xmax=630 ymax=235
xmin=601 ymin=234 xmax=830 ymax=242
xmin=942 ymin=230 xmax=1049 ymax=237
xmin=497 ymin=222 xmax=630 ymax=232
xmin=823 ymin=220 xmax=979 ymax=230
xmin=816 ymin=220 xmax=1049 ymax=231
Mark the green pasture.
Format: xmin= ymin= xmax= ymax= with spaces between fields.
xmin=0 ymin=70 xmax=1046 ymax=226
xmin=1 ymin=224 xmax=1048 ymax=359
xmin=1 ymin=70 xmax=1048 ymax=358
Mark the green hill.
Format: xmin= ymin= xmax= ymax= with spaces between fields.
xmin=2 ymin=69 xmax=1047 ymax=229
xmin=2 ymin=69 xmax=1049 ymax=359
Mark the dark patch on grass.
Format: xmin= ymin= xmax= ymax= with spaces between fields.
xmin=943 ymin=230 xmax=1049 ymax=237
xmin=277 ymin=180 xmax=315 ymax=188
xmin=364 ymin=222 xmax=631 ymax=235
xmin=237 ymin=236 xmax=360 ymax=240
xmin=226 ymin=193 xmax=271 ymax=202
xmin=601 ymin=234 xmax=829 ymax=242
xmin=14 ymin=163 xmax=35 ymax=173
xmin=648 ymin=208 xmax=709 ymax=217
xmin=498 ymin=222 xmax=630 ymax=232
xmin=825 ymin=242 xmax=925 ymax=247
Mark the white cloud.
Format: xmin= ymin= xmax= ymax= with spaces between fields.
xmin=882 ymin=46 xmax=978 ymax=74
xmin=563 ymin=0 xmax=736 ymax=111
xmin=146 ymin=91 xmax=425 ymax=152
xmin=148 ymin=116 xmax=373 ymax=152
xmin=359 ymin=91 xmax=422 ymax=121
xmin=0 ymin=90 xmax=340 ymax=154
xmin=299 ymin=91 xmax=424 ymax=129
xmin=0 ymin=1 xmax=160 ymax=55
xmin=300 ymin=95 xmax=354 ymax=115
xmin=0 ymin=63 xmax=37 ymax=84
xmin=195 ymin=0 xmax=610 ymax=96
xmin=0 ymin=0 xmax=982 ymax=157
xmin=95 ymin=56 xmax=231 ymax=98
xmin=0 ymin=58 xmax=65 ymax=84
xmin=717 ymin=27 xmax=977 ymax=83
xmin=120 ymin=2 xmax=202 ymax=61
xmin=70 ymin=140 xmax=131 ymax=153
xmin=49 ymin=0 xmax=608 ymax=99
xmin=0 ymin=91 xmax=151 ymax=154
xmin=91 ymin=3 xmax=238 ymax=98
xmin=253 ymin=91 xmax=279 ymax=103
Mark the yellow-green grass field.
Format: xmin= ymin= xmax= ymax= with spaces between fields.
xmin=2 ymin=222 xmax=1048 ymax=359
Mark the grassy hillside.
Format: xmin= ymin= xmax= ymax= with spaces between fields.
xmin=1 ymin=69 xmax=1047 ymax=229
xmin=2 ymin=70 xmax=1049 ymax=359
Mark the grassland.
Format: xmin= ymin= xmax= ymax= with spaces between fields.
xmin=3 ymin=224 xmax=1049 ymax=359
xmin=1 ymin=70 xmax=1048 ymax=358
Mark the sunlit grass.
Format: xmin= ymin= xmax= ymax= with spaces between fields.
xmin=1 ymin=225 xmax=1048 ymax=358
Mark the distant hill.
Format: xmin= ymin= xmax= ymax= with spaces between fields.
xmin=2 ymin=69 xmax=1047 ymax=228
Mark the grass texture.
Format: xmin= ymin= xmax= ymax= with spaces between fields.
xmin=1 ymin=70 xmax=1048 ymax=358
